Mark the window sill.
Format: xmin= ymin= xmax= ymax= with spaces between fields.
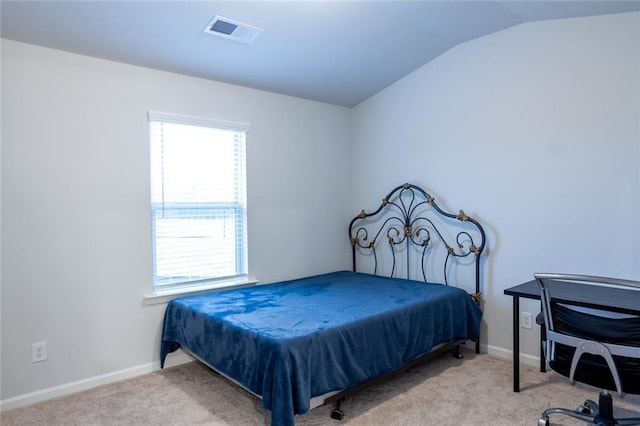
xmin=143 ymin=278 xmax=258 ymax=305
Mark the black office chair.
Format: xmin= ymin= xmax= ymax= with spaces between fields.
xmin=535 ymin=273 xmax=640 ymax=426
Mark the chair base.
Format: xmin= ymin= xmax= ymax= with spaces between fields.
xmin=539 ymin=391 xmax=640 ymax=426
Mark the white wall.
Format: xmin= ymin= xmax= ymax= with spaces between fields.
xmin=0 ymin=39 xmax=352 ymax=405
xmin=352 ymin=12 xmax=640 ymax=361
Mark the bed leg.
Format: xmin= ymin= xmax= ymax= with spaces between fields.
xmin=452 ymin=344 xmax=463 ymax=359
xmin=330 ymin=398 xmax=345 ymax=420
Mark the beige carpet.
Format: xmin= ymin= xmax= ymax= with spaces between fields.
xmin=2 ymin=350 xmax=639 ymax=425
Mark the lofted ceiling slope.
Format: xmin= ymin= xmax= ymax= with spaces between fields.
xmin=2 ymin=1 xmax=639 ymax=107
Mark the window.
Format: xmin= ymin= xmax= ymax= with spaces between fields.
xmin=148 ymin=111 xmax=249 ymax=292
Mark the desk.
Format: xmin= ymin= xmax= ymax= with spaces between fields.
xmin=504 ymin=279 xmax=640 ymax=392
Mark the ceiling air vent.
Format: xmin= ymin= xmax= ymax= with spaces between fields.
xmin=204 ymin=16 xmax=263 ymax=44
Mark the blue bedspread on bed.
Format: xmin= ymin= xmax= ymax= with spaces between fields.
xmin=160 ymin=271 xmax=482 ymax=425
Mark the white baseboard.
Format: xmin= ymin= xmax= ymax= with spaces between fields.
xmin=484 ymin=343 xmax=540 ymax=367
xmin=0 ymin=351 xmax=192 ymax=412
xmin=2 ymin=345 xmax=538 ymax=412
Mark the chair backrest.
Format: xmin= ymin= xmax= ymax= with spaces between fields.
xmin=535 ymin=273 xmax=640 ymax=396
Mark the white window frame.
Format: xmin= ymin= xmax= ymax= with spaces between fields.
xmin=144 ymin=111 xmax=255 ymax=303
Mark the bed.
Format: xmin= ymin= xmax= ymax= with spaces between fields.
xmin=160 ymin=183 xmax=486 ymax=425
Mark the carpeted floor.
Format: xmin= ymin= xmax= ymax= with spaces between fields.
xmin=2 ymin=350 xmax=639 ymax=425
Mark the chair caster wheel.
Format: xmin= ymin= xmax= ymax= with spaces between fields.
xmin=577 ymin=405 xmax=591 ymax=414
xmin=538 ymin=417 xmax=550 ymax=426
xmin=331 ymin=409 xmax=345 ymax=420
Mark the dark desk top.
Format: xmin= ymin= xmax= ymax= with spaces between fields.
xmin=504 ymin=279 xmax=640 ymax=316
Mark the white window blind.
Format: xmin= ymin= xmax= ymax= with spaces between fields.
xmin=148 ymin=111 xmax=249 ymax=290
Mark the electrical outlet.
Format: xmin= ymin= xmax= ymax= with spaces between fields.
xmin=32 ymin=342 xmax=47 ymax=363
xmin=521 ymin=312 xmax=533 ymax=330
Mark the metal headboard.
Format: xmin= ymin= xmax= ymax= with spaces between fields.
xmin=348 ymin=183 xmax=486 ymax=300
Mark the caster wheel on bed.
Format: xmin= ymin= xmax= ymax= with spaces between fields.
xmin=331 ymin=409 xmax=345 ymax=421
xmin=538 ymin=417 xmax=550 ymax=426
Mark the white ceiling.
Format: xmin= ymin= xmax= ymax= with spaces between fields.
xmin=2 ymin=1 xmax=639 ymax=107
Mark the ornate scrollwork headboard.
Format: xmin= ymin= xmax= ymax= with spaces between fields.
xmin=348 ymin=183 xmax=486 ymax=299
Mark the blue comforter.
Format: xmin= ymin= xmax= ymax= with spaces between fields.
xmin=160 ymin=271 xmax=482 ymax=425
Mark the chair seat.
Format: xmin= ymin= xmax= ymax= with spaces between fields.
xmin=550 ymin=345 xmax=640 ymax=394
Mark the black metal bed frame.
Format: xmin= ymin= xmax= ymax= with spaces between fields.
xmin=349 ymin=182 xmax=486 ymax=303
xmin=324 ymin=183 xmax=487 ymax=420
